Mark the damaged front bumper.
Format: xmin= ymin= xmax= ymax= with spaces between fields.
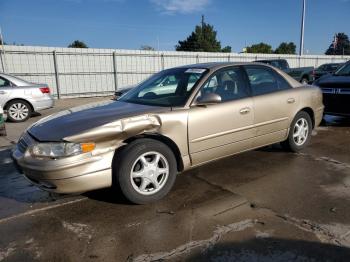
xmin=12 ymin=114 xmax=166 ymax=194
xmin=12 ymin=133 xmax=115 ymax=194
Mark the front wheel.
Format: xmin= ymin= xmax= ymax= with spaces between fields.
xmin=281 ymin=111 xmax=312 ymax=152
xmin=114 ymin=139 xmax=177 ymax=204
xmin=301 ymin=77 xmax=309 ymax=85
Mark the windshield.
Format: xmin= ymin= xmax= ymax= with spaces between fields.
xmin=334 ymin=62 xmax=350 ymax=76
xmin=119 ymin=67 xmax=207 ymax=107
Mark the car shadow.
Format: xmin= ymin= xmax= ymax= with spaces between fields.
xmin=186 ymin=238 xmax=350 ymax=262
xmin=322 ymin=114 xmax=350 ymax=127
xmin=255 ymin=144 xmax=286 ymax=153
xmin=31 ymin=112 xmax=42 ymax=117
xmin=83 ymin=187 xmax=131 ymax=205
xmin=0 ymin=148 xmax=62 ymax=203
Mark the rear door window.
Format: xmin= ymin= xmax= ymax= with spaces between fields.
xmin=0 ymin=77 xmax=10 ymax=88
xmin=244 ymin=66 xmax=290 ymax=96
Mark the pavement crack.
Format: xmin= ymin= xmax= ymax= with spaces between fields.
xmin=131 ymin=219 xmax=256 ymax=262
xmin=0 ymin=243 xmax=16 ymax=261
xmin=192 ymin=174 xmax=237 ymax=195
xmin=275 ymin=214 xmax=350 ymax=247
xmin=0 ymin=198 xmax=87 ymax=224
xmin=296 ymin=153 xmax=350 ymax=170
xmin=250 ymin=205 xmax=350 ymax=248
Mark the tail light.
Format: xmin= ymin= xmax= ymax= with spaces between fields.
xmin=39 ymin=87 xmax=50 ymax=94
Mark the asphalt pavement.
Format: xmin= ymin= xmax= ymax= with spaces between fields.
xmin=0 ymin=98 xmax=350 ymax=261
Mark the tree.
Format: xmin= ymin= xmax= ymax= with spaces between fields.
xmin=274 ymin=42 xmax=296 ymax=54
xmin=68 ymin=40 xmax=88 ymax=48
xmin=140 ymin=45 xmax=155 ymax=51
xmin=221 ymin=46 xmax=232 ymax=53
xmin=325 ymin=33 xmax=350 ymax=55
xmin=246 ymin=42 xmax=273 ymax=54
xmin=176 ymin=17 xmax=229 ymax=52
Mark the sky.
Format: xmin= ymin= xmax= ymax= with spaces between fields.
xmin=0 ymin=0 xmax=349 ymax=54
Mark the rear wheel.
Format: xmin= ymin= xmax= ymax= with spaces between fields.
xmin=6 ymin=100 xmax=32 ymax=122
xmin=281 ymin=111 xmax=312 ymax=152
xmin=114 ymin=139 xmax=177 ymax=204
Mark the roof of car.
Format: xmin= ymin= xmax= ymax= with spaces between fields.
xmin=176 ymin=62 xmax=258 ymax=70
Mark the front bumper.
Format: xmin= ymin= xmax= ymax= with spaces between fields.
xmin=12 ymin=134 xmax=114 ymax=193
xmin=23 ymin=168 xmax=112 ymax=194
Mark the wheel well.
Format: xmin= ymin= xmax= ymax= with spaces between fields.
xmin=300 ymin=107 xmax=315 ymax=128
xmin=123 ymin=134 xmax=184 ymax=172
xmin=301 ymin=75 xmax=309 ymax=81
xmin=4 ymin=98 xmax=34 ymax=112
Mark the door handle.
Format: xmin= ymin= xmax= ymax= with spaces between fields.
xmin=0 ymin=91 xmax=6 ymax=95
xmin=239 ymin=107 xmax=251 ymax=115
xmin=287 ymin=98 xmax=295 ymax=104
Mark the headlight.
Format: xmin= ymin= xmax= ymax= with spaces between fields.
xmin=30 ymin=142 xmax=95 ymax=158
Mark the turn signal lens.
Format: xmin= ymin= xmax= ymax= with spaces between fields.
xmin=81 ymin=143 xmax=95 ymax=153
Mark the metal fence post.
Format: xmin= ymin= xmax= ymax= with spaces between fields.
xmin=0 ymin=49 xmax=4 ymax=73
xmin=196 ymin=54 xmax=199 ymax=63
xmin=53 ymin=51 xmax=61 ymax=99
xmin=113 ymin=51 xmax=118 ymax=91
xmin=161 ymin=53 xmax=164 ymax=70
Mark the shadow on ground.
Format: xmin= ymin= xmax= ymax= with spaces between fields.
xmin=0 ymin=148 xmax=62 ymax=203
xmin=84 ymin=187 xmax=130 ymax=205
xmin=187 ymin=238 xmax=350 ymax=262
xmin=322 ymin=115 xmax=350 ymax=127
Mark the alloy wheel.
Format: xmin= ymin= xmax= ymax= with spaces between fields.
xmin=8 ymin=103 xmax=29 ymax=121
xmin=130 ymin=151 xmax=169 ymax=195
xmin=293 ymin=118 xmax=309 ymax=146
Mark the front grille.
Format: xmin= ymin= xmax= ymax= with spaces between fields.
xmin=17 ymin=132 xmax=35 ymax=153
xmin=321 ymin=88 xmax=336 ymax=94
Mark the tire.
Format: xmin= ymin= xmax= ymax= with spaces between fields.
xmin=114 ymin=138 xmax=177 ymax=204
xmin=6 ymin=100 xmax=32 ymax=122
xmin=301 ymin=77 xmax=309 ymax=85
xmin=281 ymin=111 xmax=312 ymax=152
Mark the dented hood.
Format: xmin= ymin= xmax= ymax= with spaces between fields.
xmin=28 ymin=100 xmax=168 ymax=142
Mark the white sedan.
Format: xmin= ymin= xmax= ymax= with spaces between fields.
xmin=0 ymin=73 xmax=54 ymax=122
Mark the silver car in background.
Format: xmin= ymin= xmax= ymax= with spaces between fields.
xmin=0 ymin=73 xmax=54 ymax=122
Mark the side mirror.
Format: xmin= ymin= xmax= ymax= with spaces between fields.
xmin=194 ymin=93 xmax=222 ymax=106
xmin=113 ymin=91 xmax=124 ymax=100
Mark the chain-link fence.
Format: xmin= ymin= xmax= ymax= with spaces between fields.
xmin=0 ymin=45 xmax=349 ymax=98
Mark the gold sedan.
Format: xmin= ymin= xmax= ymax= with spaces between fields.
xmin=13 ymin=62 xmax=324 ymax=204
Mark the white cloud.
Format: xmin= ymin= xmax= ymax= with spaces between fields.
xmin=151 ymin=0 xmax=210 ymax=14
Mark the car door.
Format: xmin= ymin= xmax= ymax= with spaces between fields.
xmin=0 ymin=76 xmax=11 ymax=106
xmin=188 ymin=67 xmax=255 ymax=165
xmin=243 ymin=65 xmax=299 ymax=148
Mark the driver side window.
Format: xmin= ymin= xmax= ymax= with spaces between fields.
xmin=197 ymin=67 xmax=249 ymax=102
